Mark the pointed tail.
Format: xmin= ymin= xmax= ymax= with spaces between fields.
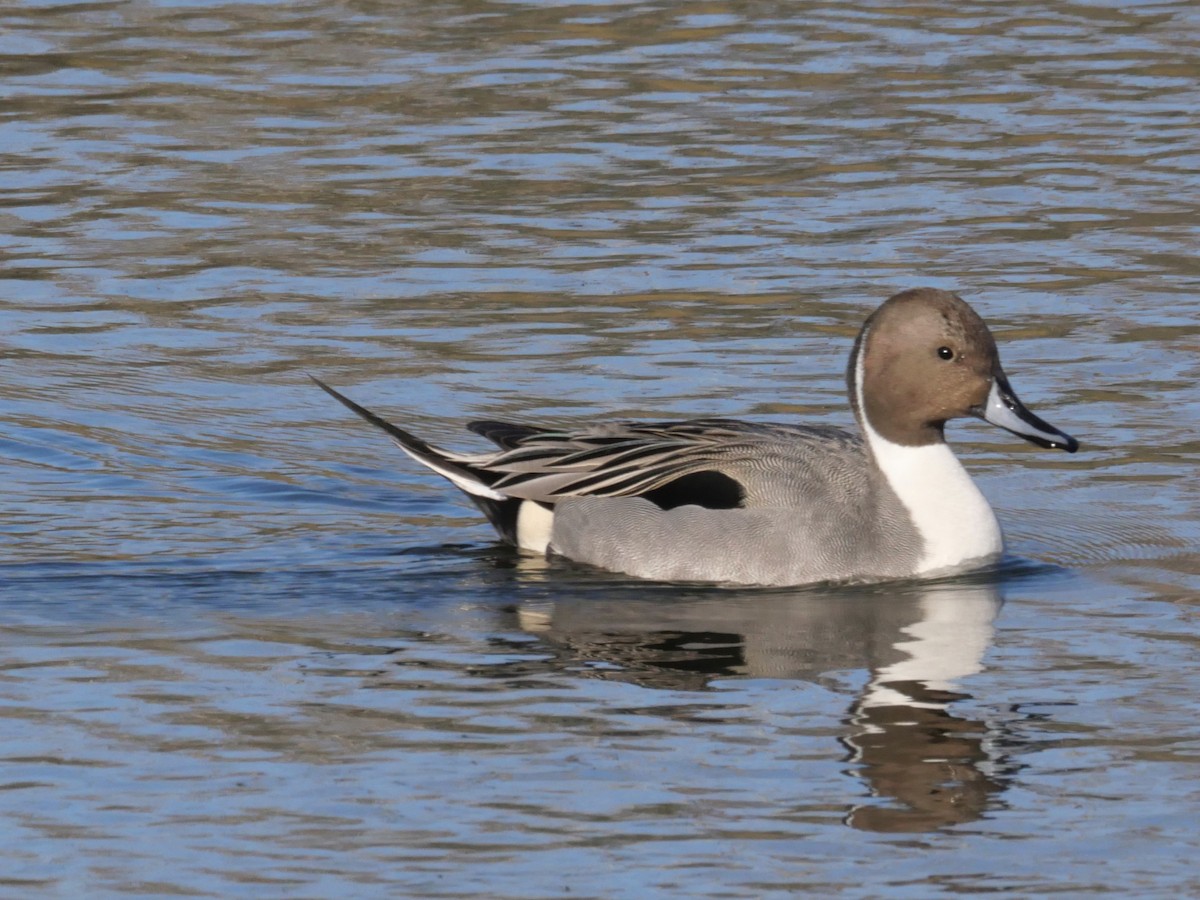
xmin=310 ymin=376 xmax=505 ymax=501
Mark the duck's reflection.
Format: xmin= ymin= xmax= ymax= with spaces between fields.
xmin=840 ymin=587 xmax=1006 ymax=832
xmin=513 ymin=574 xmax=1013 ymax=832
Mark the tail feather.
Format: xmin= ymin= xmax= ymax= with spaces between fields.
xmin=310 ymin=376 xmax=506 ymax=501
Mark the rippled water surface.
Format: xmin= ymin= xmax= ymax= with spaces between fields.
xmin=2 ymin=0 xmax=1199 ymax=896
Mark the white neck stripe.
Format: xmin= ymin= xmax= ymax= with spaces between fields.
xmin=854 ymin=330 xmax=1002 ymax=573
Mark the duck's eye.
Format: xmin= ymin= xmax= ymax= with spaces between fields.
xmin=937 ymin=346 xmax=954 ymax=360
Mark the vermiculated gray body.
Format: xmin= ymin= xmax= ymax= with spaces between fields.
xmin=548 ymin=422 xmax=922 ymax=585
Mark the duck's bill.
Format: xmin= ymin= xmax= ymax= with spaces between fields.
xmin=975 ymin=373 xmax=1079 ymax=452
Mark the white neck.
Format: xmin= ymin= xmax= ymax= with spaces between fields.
xmin=854 ymin=336 xmax=1002 ymax=575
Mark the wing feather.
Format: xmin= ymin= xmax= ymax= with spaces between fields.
xmin=316 ymin=377 xmax=858 ymax=512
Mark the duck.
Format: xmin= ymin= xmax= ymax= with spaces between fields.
xmin=313 ymin=288 xmax=1077 ymax=586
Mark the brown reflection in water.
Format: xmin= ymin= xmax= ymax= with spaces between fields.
xmin=842 ymin=682 xmax=1004 ymax=833
xmin=515 ymin=578 xmax=1015 ymax=832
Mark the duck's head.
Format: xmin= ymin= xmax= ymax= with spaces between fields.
xmin=849 ymin=288 xmax=1078 ymax=452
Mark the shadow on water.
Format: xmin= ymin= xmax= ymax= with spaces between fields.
xmin=499 ymin=556 xmax=1066 ymax=833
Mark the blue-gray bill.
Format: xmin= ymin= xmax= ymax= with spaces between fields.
xmin=975 ymin=372 xmax=1079 ymax=452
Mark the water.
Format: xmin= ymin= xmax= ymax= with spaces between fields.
xmin=2 ymin=0 xmax=1198 ymax=895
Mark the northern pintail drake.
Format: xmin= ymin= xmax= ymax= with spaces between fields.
xmin=314 ymin=288 xmax=1078 ymax=586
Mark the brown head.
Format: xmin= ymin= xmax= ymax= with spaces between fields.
xmin=848 ymin=288 xmax=1078 ymax=452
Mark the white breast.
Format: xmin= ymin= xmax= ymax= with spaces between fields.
xmin=865 ymin=432 xmax=1003 ymax=573
xmin=853 ymin=341 xmax=1002 ymax=574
